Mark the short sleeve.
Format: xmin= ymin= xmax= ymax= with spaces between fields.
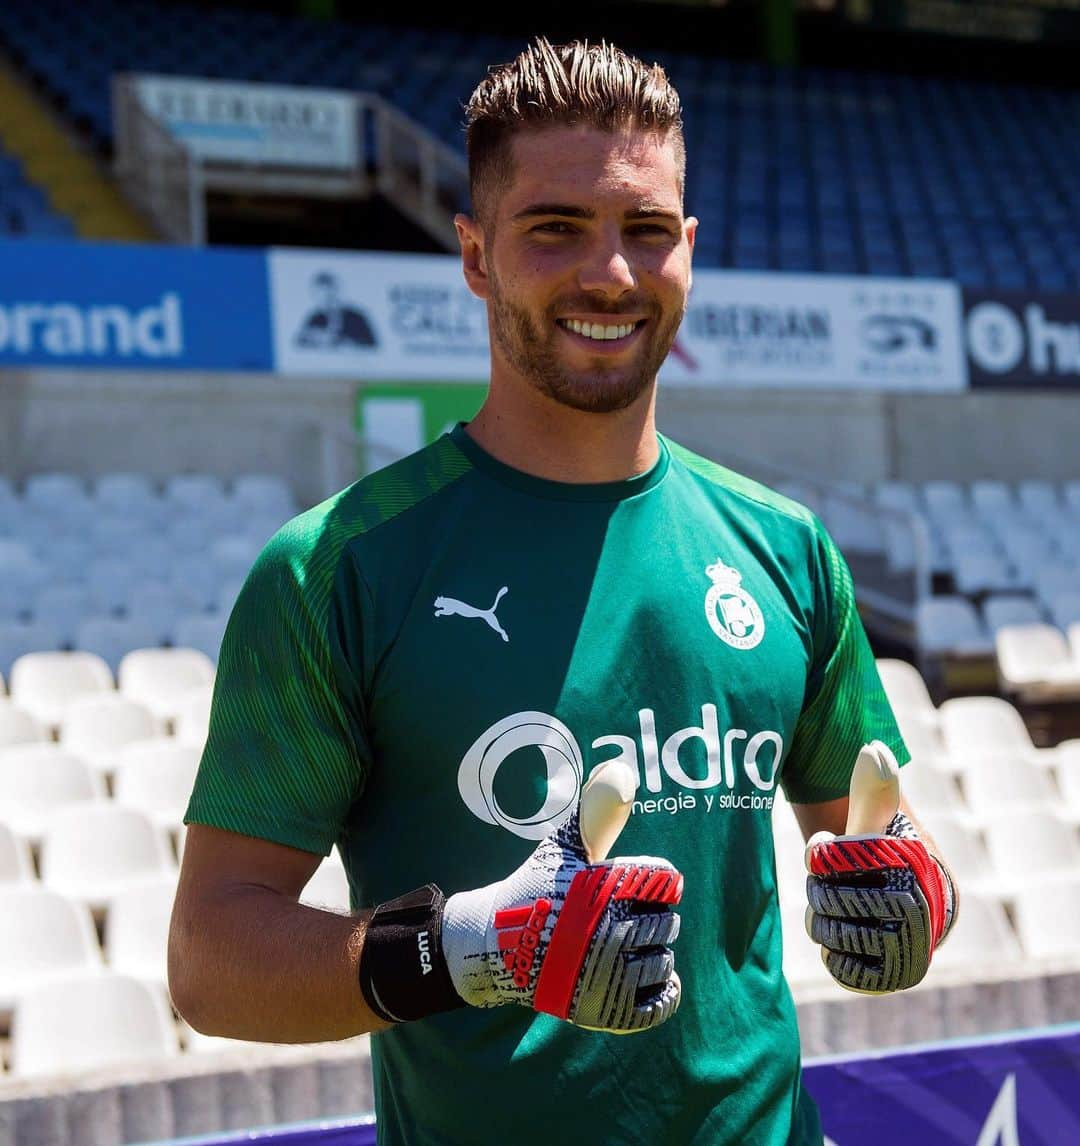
xmin=184 ymin=519 xmax=370 ymax=856
xmin=780 ymin=520 xmax=908 ymax=804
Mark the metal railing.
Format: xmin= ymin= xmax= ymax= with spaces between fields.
xmin=111 ymin=76 xmax=468 ymax=250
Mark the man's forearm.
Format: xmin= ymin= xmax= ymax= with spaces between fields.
xmin=169 ymin=884 xmax=392 ymax=1043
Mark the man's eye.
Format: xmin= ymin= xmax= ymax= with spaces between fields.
xmin=533 ymin=221 xmax=576 ymax=234
xmin=630 ymin=224 xmax=673 ymax=237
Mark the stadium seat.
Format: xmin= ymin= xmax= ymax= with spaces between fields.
xmin=1012 ymin=879 xmax=1080 ymax=960
xmin=232 ymin=474 xmax=296 ymax=518
xmin=994 ymin=623 xmax=1080 ymax=700
xmin=938 ymin=695 xmax=1057 ymax=774
xmin=0 ymin=886 xmax=103 ymax=1017
xmin=896 ymin=760 xmax=964 ymax=813
xmin=59 ymin=692 xmax=161 ymax=779
xmin=1054 ymin=742 xmax=1080 ymax=825
xmin=918 ymin=814 xmax=997 ymax=895
xmin=982 ymin=810 xmax=1080 ymax=890
xmin=0 ymin=744 xmax=104 ymax=843
xmin=1046 ymin=592 xmax=1080 ymax=630
xmin=10 ymin=972 xmax=180 ymax=1078
xmin=300 ymin=850 xmax=351 ymax=912
xmin=86 ymin=557 xmax=139 ymax=616
xmin=0 ymin=697 xmax=46 ymax=747
xmin=118 ymin=647 xmax=215 ymax=723
xmin=94 ymin=473 xmax=159 ymax=516
xmin=30 ymin=582 xmax=96 ymax=647
xmin=981 ymin=595 xmax=1043 ymax=636
xmin=171 ymin=557 xmax=224 ymax=613
xmin=952 ymin=551 xmax=1019 ymax=596
xmin=970 ymin=480 xmax=1015 ymax=519
xmin=9 ymin=649 xmax=113 ymax=731
xmin=112 ymin=739 xmax=201 ymax=833
xmin=929 ymin=891 xmax=1021 ymax=970
xmin=105 ymin=876 xmax=178 ymax=987
xmin=165 ymin=474 xmax=227 ymax=514
xmin=173 ymin=612 xmax=228 ymax=663
xmin=75 ymin=616 xmax=163 ymax=673
xmin=0 ymin=821 xmax=34 ymax=885
xmin=125 ymin=582 xmax=184 ymax=645
xmin=39 ymin=803 xmax=176 ymax=912
xmin=961 ymin=754 xmax=1059 ymax=818
xmin=878 ymin=659 xmax=938 ymax=724
xmin=915 ymin=597 xmax=993 ymax=658
xmin=174 ymin=683 xmax=214 ymax=747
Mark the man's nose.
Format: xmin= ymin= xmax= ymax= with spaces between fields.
xmin=577 ymin=237 xmax=637 ymax=299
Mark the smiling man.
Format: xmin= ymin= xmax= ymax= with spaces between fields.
xmin=171 ymin=37 xmax=956 ymax=1146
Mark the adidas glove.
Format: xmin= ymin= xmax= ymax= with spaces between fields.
xmin=358 ymin=760 xmax=684 ymax=1033
xmin=804 ymin=742 xmax=957 ymax=995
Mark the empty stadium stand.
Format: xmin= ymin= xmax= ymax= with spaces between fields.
xmin=0 ymin=0 xmax=1076 ymax=288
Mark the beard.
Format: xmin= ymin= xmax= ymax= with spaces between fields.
xmin=487 ymin=275 xmax=685 ymax=414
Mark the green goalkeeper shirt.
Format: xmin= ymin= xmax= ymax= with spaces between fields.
xmin=186 ymin=424 xmax=907 ymax=1146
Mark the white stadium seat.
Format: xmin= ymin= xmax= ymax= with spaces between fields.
xmin=0 ymin=822 xmax=34 ymax=885
xmin=994 ymin=623 xmax=1080 ymax=700
xmin=952 ymin=550 xmax=1019 ymax=596
xmin=930 ymin=891 xmax=1021 ymax=970
xmin=938 ymin=695 xmax=1056 ymax=774
xmin=874 ymin=481 xmax=919 ymax=513
xmin=1012 ymin=879 xmax=1080 ymax=960
xmin=112 ymin=739 xmax=201 ymax=832
xmin=174 ymin=684 xmax=214 ymax=747
xmin=1055 ymin=742 xmax=1080 ymax=825
xmin=1046 ymin=592 xmax=1080 ymax=629
xmin=10 ymin=972 xmax=180 ymax=1079
xmin=9 ymin=650 xmax=113 ymax=731
xmin=970 ymin=480 xmax=1015 ymax=519
xmin=59 ymin=693 xmax=161 ymax=779
xmin=24 ymin=472 xmax=88 ymax=510
xmin=0 ymin=619 xmax=64 ymax=678
xmin=94 ymin=473 xmax=158 ymax=516
xmin=75 ymin=616 xmax=163 ymax=673
xmin=40 ymin=804 xmax=176 ymax=911
xmin=0 ymin=697 xmax=47 ymax=748
xmin=1017 ymin=480 xmax=1060 ymax=519
xmin=300 ymin=851 xmax=351 ymax=912
xmin=917 ymin=814 xmax=997 ymax=895
xmin=0 ymin=887 xmax=104 ymax=1016
xmin=895 ymin=761 xmax=964 ymax=814
xmin=922 ymin=480 xmax=968 ymax=524
xmin=961 ymin=754 xmax=1059 ymax=818
xmin=118 ymin=647 xmax=215 ymax=723
xmin=166 ymin=474 xmax=226 ymax=512
xmin=0 ymin=744 xmax=104 ymax=843
xmin=1068 ymin=623 xmax=1080 ymax=663
xmin=982 ymin=810 xmax=1080 ymax=890
xmin=105 ymin=876 xmax=179 ymax=987
xmin=233 ymin=474 xmax=296 ymax=518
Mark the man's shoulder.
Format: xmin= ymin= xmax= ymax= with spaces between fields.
xmin=664 ymin=437 xmax=821 ymax=533
xmin=258 ymin=433 xmax=473 ymax=579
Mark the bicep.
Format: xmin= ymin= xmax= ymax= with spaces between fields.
xmin=177 ymin=823 xmax=323 ymax=903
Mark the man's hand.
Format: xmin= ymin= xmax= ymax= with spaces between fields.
xmin=804 ymin=742 xmax=956 ymax=994
xmin=441 ymin=759 xmax=684 ymax=1033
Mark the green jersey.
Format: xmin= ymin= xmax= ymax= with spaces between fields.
xmin=187 ymin=424 xmax=907 ymax=1146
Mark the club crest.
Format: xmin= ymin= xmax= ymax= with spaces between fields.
xmin=704 ymin=559 xmax=765 ymax=650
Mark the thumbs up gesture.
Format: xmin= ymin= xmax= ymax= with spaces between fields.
xmin=804 ymin=742 xmax=956 ymax=994
xmin=441 ymin=759 xmax=684 ymax=1033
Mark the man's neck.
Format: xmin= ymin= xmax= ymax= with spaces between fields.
xmin=464 ymin=381 xmax=660 ymax=484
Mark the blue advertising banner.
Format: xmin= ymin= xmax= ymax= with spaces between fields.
xmin=161 ymin=1026 xmax=1080 ymax=1146
xmin=0 ymin=240 xmax=273 ymax=371
xmin=804 ymin=1024 xmax=1080 ymax=1145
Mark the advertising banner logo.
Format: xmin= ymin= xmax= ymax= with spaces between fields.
xmin=660 ymin=273 xmax=967 ymax=391
xmin=270 ymin=249 xmax=490 ymax=380
xmin=133 ymin=75 xmax=359 ymax=169
xmin=964 ymin=289 xmax=1080 ymax=388
xmin=0 ymin=240 xmax=273 ymax=371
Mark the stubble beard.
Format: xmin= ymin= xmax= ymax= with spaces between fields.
xmin=487 ymin=276 xmax=685 ymax=415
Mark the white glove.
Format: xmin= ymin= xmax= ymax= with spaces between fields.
xmin=442 ymin=760 xmax=684 ymax=1033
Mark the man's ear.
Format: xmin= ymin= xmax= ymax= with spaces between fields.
xmin=455 ymin=213 xmax=490 ymax=301
xmin=685 ymin=215 xmax=698 ymax=294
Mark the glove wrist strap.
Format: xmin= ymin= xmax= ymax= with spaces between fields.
xmin=358 ymin=883 xmax=466 ymax=1023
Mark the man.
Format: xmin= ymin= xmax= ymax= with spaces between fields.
xmin=170 ymin=38 xmax=956 ymax=1145
xmin=294 ymin=270 xmax=376 ymax=348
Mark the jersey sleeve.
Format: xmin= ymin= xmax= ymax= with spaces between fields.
xmin=780 ymin=519 xmax=908 ymax=804
xmin=184 ymin=518 xmax=371 ymax=856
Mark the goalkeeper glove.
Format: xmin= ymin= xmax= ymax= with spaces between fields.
xmin=359 ymin=759 xmax=684 ymax=1033
xmin=804 ymin=742 xmax=957 ymax=994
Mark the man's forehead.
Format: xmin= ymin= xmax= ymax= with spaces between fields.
xmin=501 ymin=125 xmax=682 ymax=211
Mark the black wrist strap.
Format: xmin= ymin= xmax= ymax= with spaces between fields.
xmin=358 ymin=883 xmax=465 ymax=1023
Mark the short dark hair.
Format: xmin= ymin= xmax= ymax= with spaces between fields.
xmin=464 ymin=37 xmax=685 ymax=226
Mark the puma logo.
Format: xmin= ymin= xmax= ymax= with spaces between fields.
xmin=433 ymin=586 xmax=509 ymax=642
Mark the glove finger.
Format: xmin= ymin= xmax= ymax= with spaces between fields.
xmin=806 ymin=910 xmax=886 ymax=958
xmin=625 ymin=908 xmax=681 ymax=950
xmin=807 ymin=875 xmax=905 ymax=921
xmin=626 ymin=969 xmax=681 ymax=1032
xmin=626 ymin=946 xmax=675 ymax=991
xmin=823 ymin=947 xmax=890 ymax=995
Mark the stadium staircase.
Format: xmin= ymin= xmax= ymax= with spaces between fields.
xmin=0 ymin=60 xmax=153 ymax=242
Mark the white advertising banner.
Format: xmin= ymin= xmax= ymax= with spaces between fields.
xmin=660 ymin=273 xmax=967 ymax=391
xmin=269 ymin=249 xmax=490 ymax=380
xmin=134 ymin=76 xmax=359 ymax=169
xmin=269 ymin=249 xmax=967 ymax=391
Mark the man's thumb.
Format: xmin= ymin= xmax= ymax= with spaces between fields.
xmin=578 ymin=758 xmax=637 ymax=863
xmin=844 ymin=741 xmax=901 ymax=836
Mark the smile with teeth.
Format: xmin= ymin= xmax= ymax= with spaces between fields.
xmin=558 ymin=318 xmax=642 ymax=341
